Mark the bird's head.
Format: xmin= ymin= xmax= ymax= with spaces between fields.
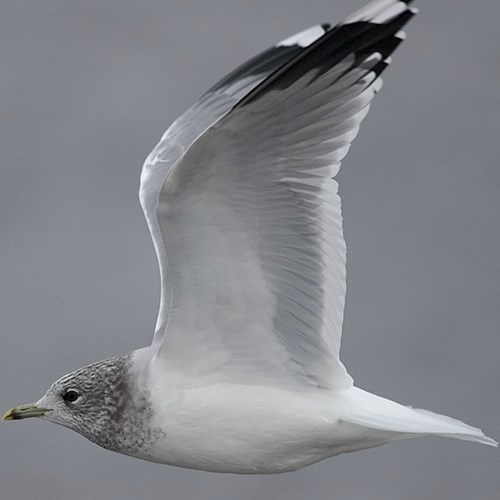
xmin=3 ymin=355 xmax=133 ymax=448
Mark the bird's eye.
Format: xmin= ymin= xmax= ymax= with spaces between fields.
xmin=62 ymin=389 xmax=81 ymax=403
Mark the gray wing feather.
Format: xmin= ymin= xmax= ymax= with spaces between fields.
xmin=154 ymin=1 xmax=415 ymax=389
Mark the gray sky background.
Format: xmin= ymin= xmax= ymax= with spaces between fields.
xmin=1 ymin=1 xmax=499 ymax=499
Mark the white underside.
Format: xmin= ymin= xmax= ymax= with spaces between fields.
xmin=127 ymin=351 xmax=496 ymax=474
xmin=144 ymin=383 xmax=406 ymax=473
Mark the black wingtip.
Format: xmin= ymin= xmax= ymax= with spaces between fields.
xmin=234 ymin=2 xmax=416 ymax=109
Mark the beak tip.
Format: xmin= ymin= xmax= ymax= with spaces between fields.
xmin=2 ymin=410 xmax=15 ymax=421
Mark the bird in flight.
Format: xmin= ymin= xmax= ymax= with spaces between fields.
xmin=4 ymin=0 xmax=496 ymax=473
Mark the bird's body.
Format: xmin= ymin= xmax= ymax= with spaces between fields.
xmin=4 ymin=0 xmax=496 ymax=472
xmin=143 ymin=382 xmax=392 ymax=473
xmin=131 ymin=348 xmax=382 ymax=473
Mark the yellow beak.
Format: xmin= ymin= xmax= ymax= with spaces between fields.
xmin=3 ymin=403 xmax=51 ymax=421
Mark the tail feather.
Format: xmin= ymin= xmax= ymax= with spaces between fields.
xmin=341 ymin=387 xmax=498 ymax=447
xmin=412 ymin=408 xmax=498 ymax=447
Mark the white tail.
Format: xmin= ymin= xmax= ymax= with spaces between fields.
xmin=341 ymin=388 xmax=498 ymax=447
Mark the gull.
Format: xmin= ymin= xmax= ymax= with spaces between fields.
xmin=4 ymin=0 xmax=496 ymax=473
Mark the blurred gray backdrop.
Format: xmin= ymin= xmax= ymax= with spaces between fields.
xmin=1 ymin=1 xmax=499 ymax=499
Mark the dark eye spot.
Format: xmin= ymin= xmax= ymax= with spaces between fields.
xmin=63 ymin=389 xmax=80 ymax=403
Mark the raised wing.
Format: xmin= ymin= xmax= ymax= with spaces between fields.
xmin=149 ymin=0 xmax=416 ymax=389
xmin=140 ymin=24 xmax=331 ymax=347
